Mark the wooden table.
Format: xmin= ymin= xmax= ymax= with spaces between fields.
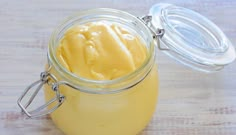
xmin=1 ymin=0 xmax=236 ymax=135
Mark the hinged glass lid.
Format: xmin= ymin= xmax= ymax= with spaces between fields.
xmin=149 ymin=3 xmax=236 ymax=72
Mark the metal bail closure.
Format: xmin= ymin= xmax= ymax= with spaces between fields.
xmin=17 ymin=69 xmax=65 ymax=118
xmin=138 ymin=15 xmax=168 ymax=51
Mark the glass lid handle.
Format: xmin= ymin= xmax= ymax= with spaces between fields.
xmin=138 ymin=15 xmax=169 ymax=51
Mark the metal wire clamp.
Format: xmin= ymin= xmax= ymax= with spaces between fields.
xmin=17 ymin=66 xmax=65 ymax=118
xmin=138 ymin=15 xmax=169 ymax=51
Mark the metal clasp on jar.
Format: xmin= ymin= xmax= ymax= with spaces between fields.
xmin=17 ymin=65 xmax=65 ymax=118
xmin=138 ymin=15 xmax=169 ymax=51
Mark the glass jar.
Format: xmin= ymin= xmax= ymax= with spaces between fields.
xmin=17 ymin=3 xmax=236 ymax=135
xmin=19 ymin=8 xmax=158 ymax=135
xmin=45 ymin=8 xmax=158 ymax=135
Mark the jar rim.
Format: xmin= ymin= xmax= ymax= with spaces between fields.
xmin=48 ymin=8 xmax=155 ymax=94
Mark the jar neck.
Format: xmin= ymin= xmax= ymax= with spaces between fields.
xmin=48 ymin=8 xmax=155 ymax=94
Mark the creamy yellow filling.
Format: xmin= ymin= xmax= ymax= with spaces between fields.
xmin=56 ymin=21 xmax=147 ymax=80
xmin=45 ymin=21 xmax=158 ymax=135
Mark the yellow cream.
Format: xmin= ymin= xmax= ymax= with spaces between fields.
xmin=44 ymin=21 xmax=158 ymax=135
xmin=56 ymin=21 xmax=147 ymax=80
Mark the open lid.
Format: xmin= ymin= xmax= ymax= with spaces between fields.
xmin=149 ymin=3 xmax=236 ymax=72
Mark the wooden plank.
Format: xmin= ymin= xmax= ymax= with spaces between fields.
xmin=0 ymin=0 xmax=236 ymax=134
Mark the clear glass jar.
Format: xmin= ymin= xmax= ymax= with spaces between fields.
xmin=17 ymin=3 xmax=236 ymax=135
xmin=42 ymin=8 xmax=158 ymax=135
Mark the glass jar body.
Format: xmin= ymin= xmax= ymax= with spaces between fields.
xmin=44 ymin=8 xmax=159 ymax=135
xmin=44 ymin=65 xmax=158 ymax=135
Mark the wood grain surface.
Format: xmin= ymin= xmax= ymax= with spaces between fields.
xmin=0 ymin=0 xmax=236 ymax=135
